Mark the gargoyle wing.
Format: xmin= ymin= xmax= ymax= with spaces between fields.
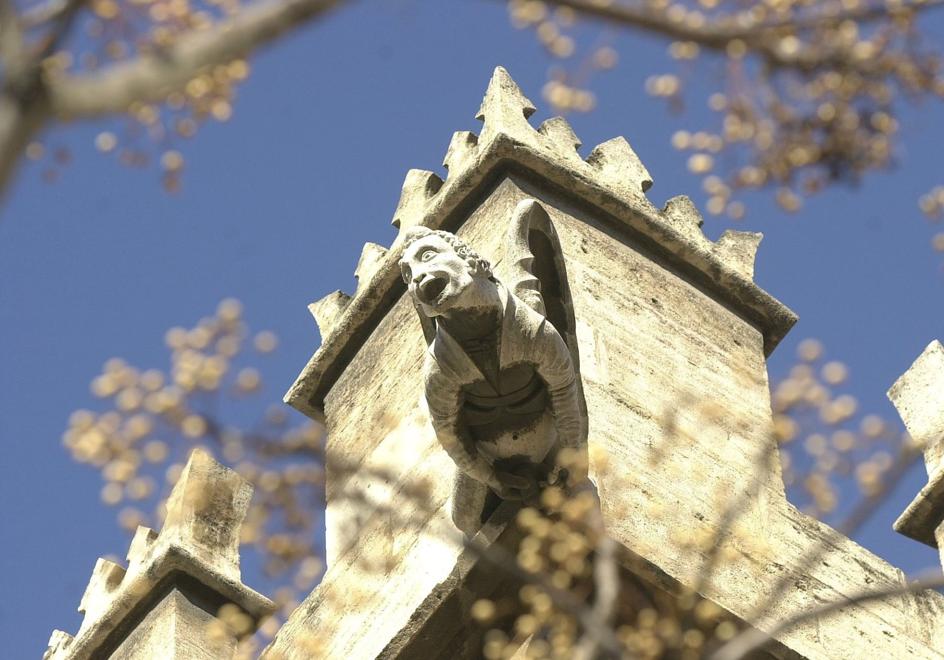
xmin=506 ymin=199 xmax=548 ymax=317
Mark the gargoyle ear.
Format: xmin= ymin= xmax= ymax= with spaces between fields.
xmin=399 ymin=261 xmax=412 ymax=285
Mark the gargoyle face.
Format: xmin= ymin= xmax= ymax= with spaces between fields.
xmin=400 ymin=234 xmax=480 ymax=317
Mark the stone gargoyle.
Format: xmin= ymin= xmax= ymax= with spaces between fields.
xmin=399 ymin=199 xmax=588 ymax=534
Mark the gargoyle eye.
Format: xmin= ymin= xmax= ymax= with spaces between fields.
xmin=420 ymin=248 xmax=437 ymax=262
xmin=400 ymin=263 xmax=412 ymax=284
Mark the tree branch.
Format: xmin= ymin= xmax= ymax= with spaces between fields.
xmin=573 ymin=532 xmax=620 ymax=660
xmin=21 ymin=0 xmax=71 ymax=30
xmin=537 ymin=0 xmax=944 ymax=69
xmin=0 ymin=0 xmax=86 ymax=206
xmin=542 ymin=0 xmax=944 ymax=44
xmin=49 ymin=0 xmax=344 ymax=118
xmin=0 ymin=0 xmax=345 ymax=205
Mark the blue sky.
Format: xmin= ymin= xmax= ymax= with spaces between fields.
xmin=1 ymin=0 xmax=943 ymax=655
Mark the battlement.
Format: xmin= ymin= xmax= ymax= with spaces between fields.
xmin=44 ymin=449 xmax=274 ymax=660
xmin=284 ymin=66 xmax=796 ymax=422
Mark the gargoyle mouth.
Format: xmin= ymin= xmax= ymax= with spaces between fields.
xmin=418 ymin=276 xmax=448 ymax=304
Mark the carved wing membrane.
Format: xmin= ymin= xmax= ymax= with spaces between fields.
xmin=506 ymin=199 xmax=549 ymax=317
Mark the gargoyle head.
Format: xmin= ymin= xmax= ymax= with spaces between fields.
xmin=399 ymin=227 xmax=494 ymax=317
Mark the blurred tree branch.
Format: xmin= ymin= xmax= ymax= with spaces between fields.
xmin=510 ymin=0 xmax=944 ymax=231
xmin=541 ymin=0 xmax=944 ymax=61
xmin=49 ymin=0 xmax=342 ymax=117
xmin=0 ymin=0 xmax=344 ymax=201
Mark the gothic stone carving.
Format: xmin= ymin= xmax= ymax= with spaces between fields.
xmin=399 ymin=199 xmax=588 ymax=534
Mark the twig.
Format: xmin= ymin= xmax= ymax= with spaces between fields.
xmin=48 ymin=0 xmax=345 ymax=118
xmin=534 ymin=0 xmax=944 ymax=70
xmin=573 ymin=530 xmax=620 ymax=660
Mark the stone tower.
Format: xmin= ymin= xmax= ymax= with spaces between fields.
xmin=45 ymin=67 xmax=944 ymax=660
xmin=264 ymin=68 xmax=944 ymax=659
xmin=44 ymin=449 xmax=274 ymax=659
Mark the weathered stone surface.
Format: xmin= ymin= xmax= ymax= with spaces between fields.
xmin=126 ymin=526 xmax=158 ymax=569
xmin=714 ymin=230 xmax=763 ymax=281
xmin=891 ymin=340 xmax=944 ymax=550
xmin=660 ymin=194 xmax=704 ymax=240
xmin=309 ymin=290 xmax=352 ymax=341
xmin=355 ymin=242 xmax=388 ymax=295
xmin=392 ymin=169 xmax=443 ymax=232
xmin=77 ymin=558 xmax=126 ymax=629
xmin=109 ymin=589 xmax=235 ymax=660
xmin=45 ymin=631 xmax=73 ymax=658
xmin=276 ymin=66 xmax=944 ymax=660
xmin=890 ymin=340 xmax=944 ymax=475
xmin=537 ymin=116 xmax=581 ymax=163
xmin=586 ymin=135 xmax=653 ymax=197
xmin=161 ymin=447 xmax=252 ymax=582
xmin=278 ymin=172 xmax=944 ymax=660
xmin=475 ymin=65 xmax=537 ymax=148
xmin=442 ymin=131 xmax=479 ymax=176
xmin=45 ymin=449 xmax=273 ymax=660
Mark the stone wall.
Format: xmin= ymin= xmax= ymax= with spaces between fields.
xmin=270 ymin=67 xmax=944 ymax=659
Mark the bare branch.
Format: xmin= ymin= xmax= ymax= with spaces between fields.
xmin=20 ymin=0 xmax=70 ymax=30
xmin=541 ymin=0 xmax=944 ymax=46
xmin=537 ymin=0 xmax=944 ymax=69
xmin=573 ymin=531 xmax=620 ymax=660
xmin=48 ymin=0 xmax=344 ymax=118
xmin=0 ymin=0 xmax=345 ymax=204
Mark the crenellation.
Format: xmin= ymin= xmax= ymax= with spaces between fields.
xmin=77 ymin=559 xmax=126 ymax=627
xmin=391 ymin=168 xmax=443 ymax=231
xmin=889 ymin=340 xmax=944 ymax=476
xmin=537 ymin=116 xmax=582 ymax=162
xmin=285 ymin=67 xmax=796 ymax=421
xmin=442 ymin=130 xmax=479 ymax=176
xmin=44 ymin=631 xmax=73 ymax=659
xmin=126 ymin=525 xmax=158 ymax=569
xmin=585 ymin=135 xmax=654 ymax=198
xmin=309 ymin=290 xmax=352 ymax=340
xmin=354 ymin=242 xmax=388 ymax=295
xmin=161 ymin=447 xmax=252 ymax=581
xmin=272 ymin=64 xmax=944 ymax=660
xmin=474 ymin=65 xmax=538 ymax=148
xmin=660 ymin=194 xmax=706 ymax=242
xmin=713 ymin=230 xmax=763 ymax=281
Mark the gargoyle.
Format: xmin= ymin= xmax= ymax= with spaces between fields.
xmin=399 ymin=199 xmax=588 ymax=534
